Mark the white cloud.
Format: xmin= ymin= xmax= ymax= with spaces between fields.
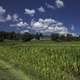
xmin=31 ymin=18 xmax=69 ymax=35
xmin=0 ymin=6 xmax=20 ymax=22
xmin=38 ymin=6 xmax=45 ymax=13
xmin=45 ymin=3 xmax=55 ymax=10
xmin=31 ymin=18 xmax=55 ymax=31
xmin=0 ymin=6 xmax=6 ymax=15
xmin=71 ymin=25 xmax=75 ymax=31
xmin=12 ymin=13 xmax=19 ymax=22
xmin=24 ymin=8 xmax=35 ymax=16
xmin=55 ymin=0 xmax=64 ymax=8
xmin=0 ymin=6 xmax=19 ymax=22
xmin=0 ymin=6 xmax=6 ymax=22
xmin=0 ymin=14 xmax=12 ymax=22
xmin=10 ymin=21 xmax=28 ymax=28
xmin=6 ymin=14 xmax=12 ymax=21
xmin=71 ymin=33 xmax=78 ymax=37
xmin=17 ymin=22 xmax=28 ymax=27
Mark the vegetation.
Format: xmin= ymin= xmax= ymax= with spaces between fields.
xmin=21 ymin=32 xmax=33 ymax=41
xmin=0 ymin=31 xmax=80 ymax=42
xmin=0 ymin=31 xmax=34 ymax=42
xmin=51 ymin=33 xmax=80 ymax=42
xmin=0 ymin=41 xmax=80 ymax=80
xmin=0 ymin=31 xmax=80 ymax=80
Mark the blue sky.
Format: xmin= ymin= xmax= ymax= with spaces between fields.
xmin=0 ymin=0 xmax=80 ymax=35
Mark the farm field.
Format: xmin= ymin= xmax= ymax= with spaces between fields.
xmin=0 ymin=40 xmax=80 ymax=80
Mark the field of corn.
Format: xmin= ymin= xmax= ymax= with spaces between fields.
xmin=0 ymin=40 xmax=80 ymax=80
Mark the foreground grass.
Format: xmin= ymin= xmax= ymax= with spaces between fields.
xmin=0 ymin=59 xmax=31 ymax=80
xmin=0 ymin=40 xmax=80 ymax=80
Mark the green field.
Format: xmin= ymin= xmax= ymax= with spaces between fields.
xmin=0 ymin=40 xmax=80 ymax=80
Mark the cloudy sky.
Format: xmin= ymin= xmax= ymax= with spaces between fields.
xmin=0 ymin=0 xmax=80 ymax=35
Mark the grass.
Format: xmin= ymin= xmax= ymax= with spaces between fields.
xmin=0 ymin=59 xmax=31 ymax=80
xmin=0 ymin=40 xmax=80 ymax=80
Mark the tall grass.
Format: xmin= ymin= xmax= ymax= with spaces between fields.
xmin=0 ymin=41 xmax=80 ymax=80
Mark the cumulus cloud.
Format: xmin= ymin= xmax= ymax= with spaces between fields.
xmin=10 ymin=21 xmax=28 ymax=27
xmin=55 ymin=0 xmax=64 ymax=8
xmin=0 ymin=6 xmax=6 ymax=22
xmin=17 ymin=22 xmax=28 ymax=27
xmin=31 ymin=18 xmax=69 ymax=35
xmin=71 ymin=25 xmax=75 ymax=31
xmin=0 ymin=6 xmax=6 ymax=15
xmin=12 ymin=13 xmax=19 ymax=22
xmin=38 ymin=6 xmax=45 ymax=13
xmin=24 ymin=8 xmax=35 ymax=16
xmin=45 ymin=3 xmax=55 ymax=10
xmin=0 ymin=14 xmax=12 ymax=22
xmin=0 ymin=6 xmax=20 ymax=22
xmin=0 ymin=13 xmax=19 ymax=22
xmin=6 ymin=14 xmax=12 ymax=21
xmin=9 ymin=18 xmax=76 ymax=36
xmin=0 ymin=6 xmax=18 ymax=22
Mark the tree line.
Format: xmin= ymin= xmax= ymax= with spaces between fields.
xmin=51 ymin=33 xmax=80 ymax=42
xmin=0 ymin=31 xmax=80 ymax=42
xmin=0 ymin=31 xmax=33 ymax=42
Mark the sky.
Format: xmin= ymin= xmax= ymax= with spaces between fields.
xmin=0 ymin=0 xmax=80 ymax=35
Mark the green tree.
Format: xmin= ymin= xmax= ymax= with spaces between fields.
xmin=35 ymin=32 xmax=40 ymax=40
xmin=22 ymin=32 xmax=33 ymax=41
xmin=51 ymin=33 xmax=60 ymax=41
xmin=0 ymin=31 xmax=5 ymax=42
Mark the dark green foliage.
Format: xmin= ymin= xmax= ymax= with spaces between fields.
xmin=0 ymin=31 xmax=80 ymax=42
xmin=66 ymin=34 xmax=73 ymax=41
xmin=35 ymin=32 xmax=43 ymax=40
xmin=35 ymin=32 xmax=41 ymax=40
xmin=51 ymin=33 xmax=80 ymax=42
xmin=22 ymin=32 xmax=33 ymax=41
xmin=0 ymin=31 xmax=33 ymax=42
xmin=51 ymin=33 xmax=60 ymax=41
xmin=0 ymin=31 xmax=5 ymax=42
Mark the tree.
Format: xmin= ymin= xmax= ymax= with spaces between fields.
xmin=59 ymin=35 xmax=66 ymax=41
xmin=66 ymin=34 xmax=73 ymax=41
xmin=51 ymin=33 xmax=60 ymax=41
xmin=22 ymin=32 xmax=33 ymax=41
xmin=35 ymin=32 xmax=41 ymax=40
xmin=0 ymin=31 xmax=5 ymax=42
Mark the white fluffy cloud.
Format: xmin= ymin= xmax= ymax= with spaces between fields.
xmin=6 ymin=14 xmax=12 ymax=21
xmin=0 ymin=13 xmax=19 ymax=22
xmin=0 ymin=6 xmax=6 ymax=15
xmin=17 ymin=22 xmax=28 ymax=27
xmin=10 ymin=21 xmax=28 ymax=27
xmin=0 ymin=6 xmax=19 ymax=22
xmin=9 ymin=18 xmax=76 ymax=36
xmin=38 ymin=6 xmax=45 ymax=13
xmin=45 ymin=3 xmax=55 ymax=10
xmin=0 ymin=6 xmax=6 ymax=22
xmin=0 ymin=6 xmax=20 ymax=22
xmin=25 ymin=8 xmax=35 ymax=16
xmin=31 ymin=18 xmax=69 ymax=35
xmin=71 ymin=25 xmax=75 ymax=31
xmin=55 ymin=0 xmax=64 ymax=8
xmin=12 ymin=13 xmax=19 ymax=22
